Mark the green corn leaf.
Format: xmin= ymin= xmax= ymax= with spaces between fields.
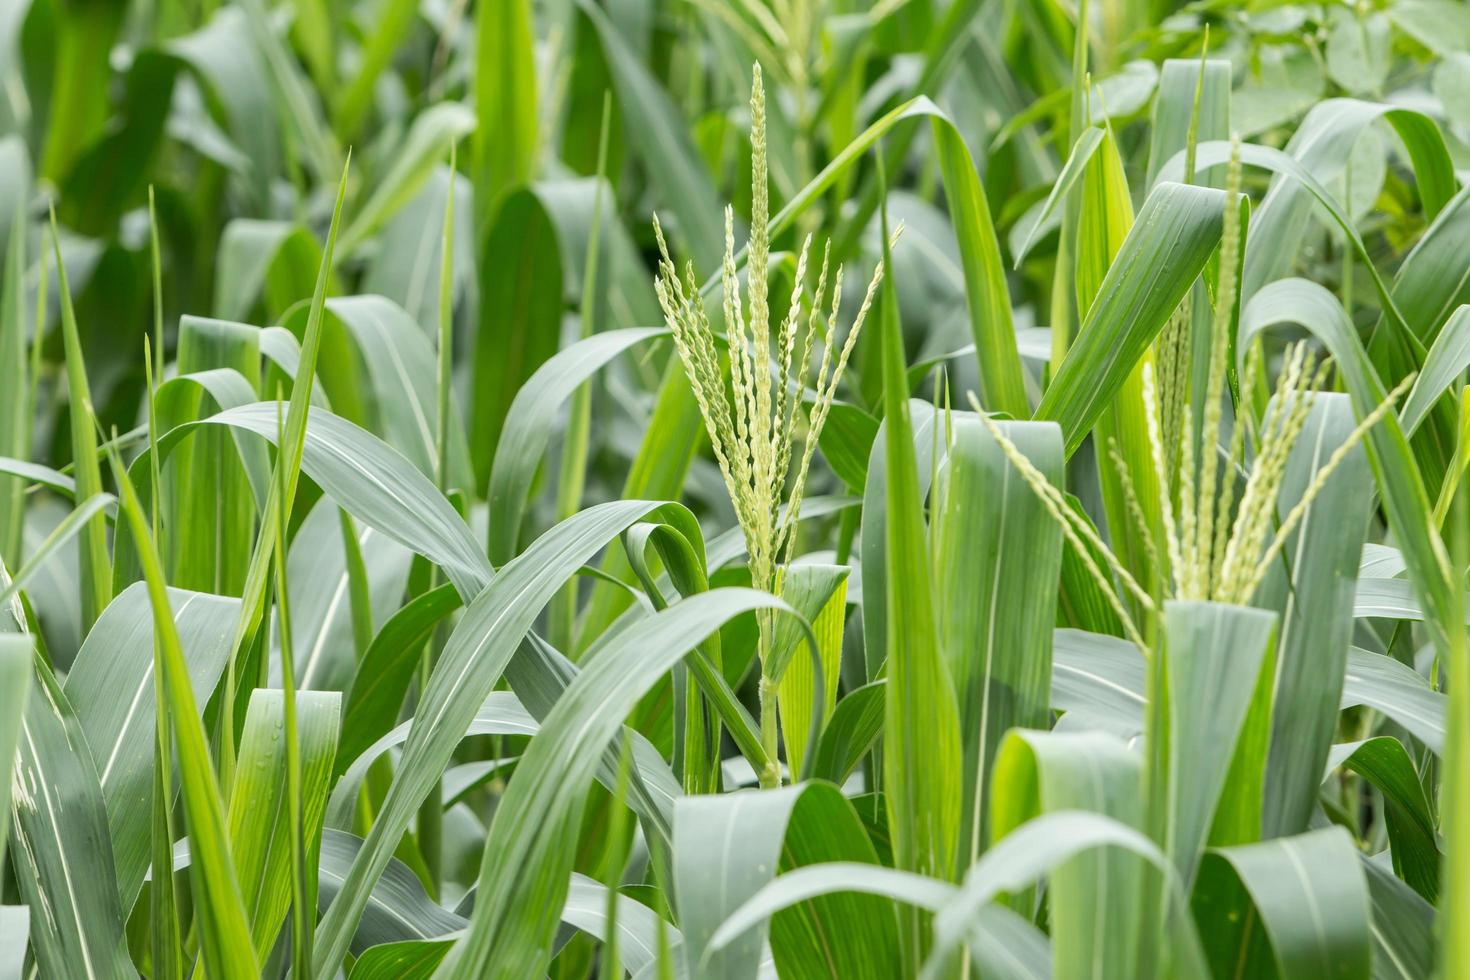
xmin=0 ymin=631 xmax=30 ymax=870
xmin=488 ymin=327 xmax=668 ymax=564
xmin=990 ymin=731 xmax=1145 ymax=977
xmin=1051 ymin=628 xmax=1453 ymax=761
xmin=811 ymin=681 xmax=885 ymax=786
xmin=121 ymin=400 xmax=484 ymax=603
xmin=1145 ymin=59 xmax=1232 ymax=190
xmin=1076 ymin=125 xmax=1166 ymax=602
xmin=1342 ymin=648 xmax=1446 ymax=755
xmin=1237 ymin=99 xmax=1454 ymax=300
xmin=214 ymin=220 xmax=325 ymax=324
xmin=62 ymin=584 xmax=239 ymax=909
xmin=219 ymin=156 xmax=350 ymax=782
xmin=0 ymin=171 xmax=29 ymax=566
xmin=1148 ymin=601 xmax=1278 ymax=887
xmin=339 ymin=103 xmax=475 ymax=254
xmin=577 ymin=0 xmax=721 ymax=271
xmin=106 ymin=449 xmax=258 ymax=977
xmin=1034 ymin=181 xmax=1227 ymax=456
xmin=1386 ymin=182 xmax=1470 ymax=351
xmin=1173 ymin=141 xmax=1432 ymax=405
xmin=7 ymin=646 xmax=136 ymax=979
xmin=1255 ymin=395 xmax=1374 ymax=838
xmin=330 ymin=0 xmax=418 ymax=140
xmin=1400 ymin=304 xmax=1470 ymax=439
xmin=703 ymin=862 xmax=1052 ymax=980
xmin=38 ymin=2 xmax=125 ymax=184
xmin=1010 ymin=126 xmax=1105 ymax=267
xmin=674 ymin=782 xmax=900 ymax=979
xmin=1192 ymin=828 xmax=1371 ymax=980
xmin=622 ymin=515 xmax=763 ymax=790
xmin=164 ymin=316 xmax=259 ymax=595
xmin=303 ymin=295 xmax=473 ymax=486
xmin=775 ymin=566 xmax=847 ymax=779
xmin=318 ymin=829 xmax=467 ymax=955
xmin=1145 ymin=55 xmax=1232 ymax=441
xmin=471 ymin=188 xmax=566 ymax=488
xmin=326 ymin=692 xmax=536 ymax=831
xmin=561 ymin=873 xmax=682 ymax=979
xmin=1238 ymin=278 xmax=1469 ymax=973
xmin=935 ymin=417 xmax=1063 ymax=863
xmin=1326 ymin=737 xmax=1439 ymax=902
xmin=281 ymin=496 xmax=410 ymax=693
xmin=929 ymin=120 xmax=1026 ymax=417
xmin=48 ymin=210 xmax=111 ymax=631
xmin=443 ymin=589 xmax=816 ymax=977
xmin=928 ymin=810 xmax=1207 ymax=980
xmin=235 ymin=0 xmax=339 ymax=184
xmin=0 ymin=458 xmax=74 ymax=499
xmin=337 ymin=582 xmax=461 ymax=770
xmin=0 ymin=493 xmax=116 ymax=612
xmin=877 ymin=173 xmax=962 ymax=970
xmin=348 ymin=939 xmax=454 ymax=980
xmin=1362 ymin=856 xmax=1435 ymax=980
xmin=311 ymin=500 xmax=690 ymax=977
xmin=577 ymin=362 xmax=705 ymax=653
xmin=2 ymin=599 xmax=43 ymax=976
xmin=226 ymin=688 xmax=340 ymax=960
xmin=859 ymin=398 xmax=941 ymax=680
xmin=474 ymin=0 xmax=537 ymax=232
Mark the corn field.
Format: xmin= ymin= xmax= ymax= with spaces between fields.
xmin=1 ymin=0 xmax=1468 ymax=977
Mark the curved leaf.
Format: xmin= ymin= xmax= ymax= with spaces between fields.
xmin=674 ymin=782 xmax=900 ymax=980
xmin=340 ymin=103 xmax=476 ymax=253
xmin=63 ymin=584 xmax=239 ymax=910
xmin=1192 ymin=827 xmax=1371 ymax=980
xmin=1401 ymin=305 xmax=1470 ymax=437
xmin=337 ymin=583 xmax=462 ymax=770
xmin=1342 ymin=649 xmax=1446 ymax=755
xmin=327 ymin=692 xmax=538 ymax=829
xmin=488 ymin=327 xmax=667 ymax=564
xmin=1326 ymin=737 xmax=1438 ymax=901
xmin=137 ymin=403 xmax=489 ymax=601
xmin=445 ymin=588 xmax=817 ymax=978
xmin=7 ymin=650 xmax=136 ymax=979
xmin=311 ymin=500 xmax=682 ymax=978
xmin=928 ymin=810 xmax=1206 ymax=979
xmin=990 ymin=730 xmax=1145 ymax=978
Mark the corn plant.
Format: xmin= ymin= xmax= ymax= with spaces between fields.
xmin=1 ymin=0 xmax=1468 ymax=978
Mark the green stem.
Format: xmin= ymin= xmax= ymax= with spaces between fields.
xmin=416 ymin=659 xmax=444 ymax=895
xmin=759 ymin=669 xmax=781 ymax=789
xmin=274 ymin=402 xmax=312 ymax=976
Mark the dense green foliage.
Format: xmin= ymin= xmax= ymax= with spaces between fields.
xmin=2 ymin=0 xmax=1470 ymax=976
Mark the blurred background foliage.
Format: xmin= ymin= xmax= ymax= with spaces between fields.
xmin=5 ymin=0 xmax=1466 ymax=553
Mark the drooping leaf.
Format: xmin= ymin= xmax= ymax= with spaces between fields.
xmin=674 ymin=782 xmax=900 ymax=980
xmin=311 ymin=500 xmax=689 ymax=978
xmin=1192 ymin=828 xmax=1371 ymax=980
xmin=443 ymin=589 xmax=817 ymax=977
